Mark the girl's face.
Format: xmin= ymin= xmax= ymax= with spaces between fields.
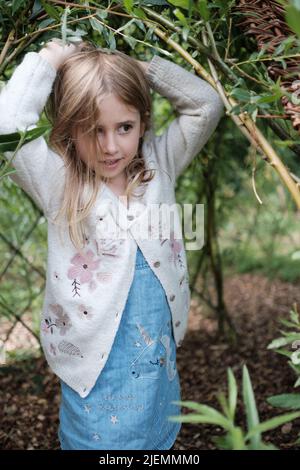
xmin=75 ymin=93 xmax=145 ymax=187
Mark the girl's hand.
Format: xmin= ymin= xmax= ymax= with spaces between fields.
xmin=38 ymin=38 xmax=81 ymax=71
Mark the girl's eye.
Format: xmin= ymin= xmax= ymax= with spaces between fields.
xmin=97 ymin=124 xmax=133 ymax=134
xmin=121 ymin=124 xmax=133 ymax=133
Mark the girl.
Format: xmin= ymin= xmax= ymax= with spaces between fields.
xmin=0 ymin=37 xmax=223 ymax=450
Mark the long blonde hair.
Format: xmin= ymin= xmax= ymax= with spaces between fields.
xmin=45 ymin=41 xmax=155 ymax=253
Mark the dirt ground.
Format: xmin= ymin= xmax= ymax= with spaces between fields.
xmin=1 ymin=273 xmax=300 ymax=450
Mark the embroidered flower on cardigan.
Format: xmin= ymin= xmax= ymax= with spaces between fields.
xmin=49 ymin=304 xmax=72 ymax=336
xmin=67 ymin=249 xmax=100 ymax=295
xmin=77 ymin=304 xmax=94 ymax=320
xmin=160 ymin=230 xmax=185 ymax=269
xmin=42 ymin=304 xmax=72 ymax=336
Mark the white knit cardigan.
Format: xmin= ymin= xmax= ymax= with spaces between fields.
xmin=0 ymin=51 xmax=224 ymax=397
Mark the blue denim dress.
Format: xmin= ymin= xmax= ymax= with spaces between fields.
xmin=58 ymin=245 xmax=182 ymax=450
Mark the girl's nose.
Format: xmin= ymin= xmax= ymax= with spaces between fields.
xmin=100 ymin=132 xmax=118 ymax=155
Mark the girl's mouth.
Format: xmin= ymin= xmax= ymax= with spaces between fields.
xmin=100 ymin=158 xmax=123 ymax=169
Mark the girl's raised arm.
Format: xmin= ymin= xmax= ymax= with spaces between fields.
xmin=139 ymin=55 xmax=224 ymax=183
xmin=0 ymin=40 xmax=78 ymax=215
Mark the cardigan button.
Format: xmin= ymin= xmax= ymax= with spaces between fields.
xmin=169 ymin=294 xmax=175 ymax=301
xmin=127 ymin=214 xmax=134 ymax=221
xmin=153 ymin=261 xmax=160 ymax=268
xmin=175 ymin=321 xmax=181 ymax=327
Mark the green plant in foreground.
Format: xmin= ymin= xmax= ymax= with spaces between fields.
xmin=169 ymin=365 xmax=300 ymax=450
xmin=267 ymin=303 xmax=300 ymax=388
xmin=267 ymin=303 xmax=300 ymax=445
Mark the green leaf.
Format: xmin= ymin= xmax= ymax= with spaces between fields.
xmin=245 ymin=412 xmax=300 ymax=439
xmin=145 ymin=26 xmax=156 ymax=41
xmin=267 ymin=336 xmax=296 ymax=349
xmin=228 ymin=368 xmax=237 ymax=421
xmin=273 ymin=348 xmax=293 ymax=359
xmin=217 ymin=391 xmax=231 ymax=419
xmin=89 ymin=17 xmax=104 ymax=35
xmin=174 ymin=8 xmax=188 ymax=27
xmin=198 ymin=0 xmax=210 ymax=21
xmin=38 ymin=18 xmax=56 ymax=30
xmin=139 ymin=0 xmax=169 ymax=4
xmin=279 ymin=318 xmax=299 ymax=329
xmin=267 ymin=393 xmax=300 ymax=410
xmin=285 ymin=5 xmax=300 ymax=38
xmin=214 ymin=427 xmax=246 ymax=450
xmin=168 ymin=413 xmax=231 ymax=425
xmin=256 ymin=92 xmax=282 ymax=104
xmin=182 ymin=26 xmax=190 ymax=42
xmin=290 ymin=307 xmax=300 ymax=325
xmin=123 ymin=0 xmax=134 ymax=14
xmin=294 ymin=376 xmax=300 ymax=387
xmin=291 ymin=349 xmax=300 ymax=365
xmin=230 ymin=426 xmax=246 ymax=450
xmin=124 ymin=35 xmax=137 ymax=49
xmin=230 ymin=88 xmax=251 ymax=102
xmin=11 ymin=0 xmax=26 ymax=15
xmin=108 ymin=30 xmax=116 ymax=50
xmin=0 ymin=126 xmax=50 ymax=153
xmin=40 ymin=0 xmax=61 ymax=22
xmin=242 ymin=365 xmax=261 ymax=448
xmin=132 ymin=7 xmax=147 ymax=19
xmin=171 ymin=400 xmax=232 ymax=429
xmin=133 ymin=19 xmax=146 ymax=32
xmin=167 ymin=0 xmax=190 ymax=10
xmin=96 ymin=9 xmax=108 ymax=20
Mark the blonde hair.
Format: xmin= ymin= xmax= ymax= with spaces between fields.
xmin=45 ymin=41 xmax=155 ymax=254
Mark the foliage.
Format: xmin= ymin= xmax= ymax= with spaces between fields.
xmin=266 ymin=303 xmax=300 ymax=444
xmin=267 ymin=303 xmax=300 ymax=387
xmin=168 ymin=364 xmax=300 ymax=449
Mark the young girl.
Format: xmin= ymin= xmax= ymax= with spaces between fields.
xmin=0 ymin=38 xmax=223 ymax=450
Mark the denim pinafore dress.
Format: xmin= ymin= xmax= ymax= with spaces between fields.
xmin=58 ymin=245 xmax=182 ymax=450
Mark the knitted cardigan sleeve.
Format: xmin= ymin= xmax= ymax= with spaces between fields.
xmin=0 ymin=52 xmax=62 ymax=214
xmin=145 ymin=54 xmax=224 ymax=183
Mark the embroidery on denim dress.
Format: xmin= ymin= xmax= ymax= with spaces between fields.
xmin=130 ymin=323 xmax=166 ymax=380
xmin=160 ymin=334 xmax=177 ymax=381
xmin=130 ymin=322 xmax=177 ymax=382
